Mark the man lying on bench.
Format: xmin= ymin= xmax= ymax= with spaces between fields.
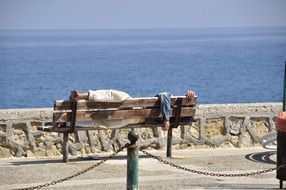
xmin=69 ymin=89 xmax=196 ymax=131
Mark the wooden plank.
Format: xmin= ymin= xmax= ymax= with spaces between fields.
xmin=54 ymin=96 xmax=197 ymax=110
xmin=53 ymin=107 xmax=196 ymax=123
xmin=43 ymin=119 xmax=194 ymax=132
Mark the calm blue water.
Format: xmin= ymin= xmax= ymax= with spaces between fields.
xmin=0 ymin=27 xmax=286 ymax=108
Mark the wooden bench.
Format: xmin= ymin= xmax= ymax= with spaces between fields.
xmin=39 ymin=96 xmax=197 ymax=162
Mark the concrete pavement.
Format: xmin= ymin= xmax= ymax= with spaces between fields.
xmin=0 ymin=147 xmax=281 ymax=190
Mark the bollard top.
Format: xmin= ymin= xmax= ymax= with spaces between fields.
xmin=276 ymin=112 xmax=286 ymax=132
xmin=128 ymin=130 xmax=139 ymax=144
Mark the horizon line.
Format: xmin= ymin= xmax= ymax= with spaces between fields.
xmin=1 ymin=25 xmax=286 ymax=31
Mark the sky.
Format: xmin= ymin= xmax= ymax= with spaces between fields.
xmin=0 ymin=0 xmax=286 ymax=30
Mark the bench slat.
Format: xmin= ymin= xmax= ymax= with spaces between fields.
xmin=53 ymin=107 xmax=196 ymax=123
xmin=54 ymin=96 xmax=197 ymax=111
xmin=42 ymin=119 xmax=194 ymax=132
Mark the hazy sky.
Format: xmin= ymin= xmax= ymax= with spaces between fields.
xmin=0 ymin=0 xmax=286 ymax=30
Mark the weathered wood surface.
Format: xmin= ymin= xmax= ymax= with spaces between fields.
xmin=53 ymin=107 xmax=196 ymax=123
xmin=54 ymin=96 xmax=197 ymax=111
xmin=44 ymin=119 xmax=194 ymax=132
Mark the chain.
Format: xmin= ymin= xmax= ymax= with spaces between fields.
xmin=11 ymin=143 xmax=286 ymax=189
xmin=140 ymin=149 xmax=286 ymax=177
xmin=13 ymin=143 xmax=129 ymax=190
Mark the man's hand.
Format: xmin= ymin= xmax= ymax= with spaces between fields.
xmin=186 ymin=90 xmax=196 ymax=99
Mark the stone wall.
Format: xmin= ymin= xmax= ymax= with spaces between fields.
xmin=0 ymin=103 xmax=282 ymax=158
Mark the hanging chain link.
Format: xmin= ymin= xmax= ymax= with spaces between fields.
xmin=13 ymin=143 xmax=130 ymax=190
xmin=12 ymin=142 xmax=286 ymax=190
xmin=140 ymin=149 xmax=286 ymax=177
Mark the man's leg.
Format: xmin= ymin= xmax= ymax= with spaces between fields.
xmin=156 ymin=92 xmax=171 ymax=131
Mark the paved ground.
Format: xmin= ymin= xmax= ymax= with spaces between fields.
xmin=0 ymin=147 xmax=281 ymax=190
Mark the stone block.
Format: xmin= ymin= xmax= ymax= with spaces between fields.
xmin=0 ymin=146 xmax=11 ymax=158
xmin=46 ymin=145 xmax=61 ymax=156
xmin=140 ymin=128 xmax=154 ymax=140
xmin=205 ymin=118 xmax=225 ymax=139
xmin=188 ymin=123 xmax=200 ymax=140
xmin=250 ymin=119 xmax=270 ymax=138
xmin=32 ymin=149 xmax=47 ymax=157
xmin=240 ymin=132 xmax=253 ymax=147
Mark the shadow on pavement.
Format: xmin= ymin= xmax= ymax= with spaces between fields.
xmin=10 ymin=154 xmax=151 ymax=166
xmin=245 ymin=150 xmax=276 ymax=165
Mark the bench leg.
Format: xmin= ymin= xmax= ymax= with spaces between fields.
xmin=63 ymin=132 xmax=69 ymax=163
xmin=166 ymin=127 xmax=173 ymax=157
xmin=280 ymin=180 xmax=283 ymax=189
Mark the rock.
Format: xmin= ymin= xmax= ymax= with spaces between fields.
xmin=33 ymin=149 xmax=47 ymax=157
xmin=0 ymin=146 xmax=11 ymax=158
xmin=26 ymin=150 xmax=35 ymax=157
xmin=253 ymin=120 xmax=269 ymax=138
xmin=140 ymin=128 xmax=153 ymax=140
xmin=189 ymin=124 xmax=200 ymax=139
xmin=240 ymin=132 xmax=253 ymax=147
xmin=205 ymin=118 xmax=225 ymax=139
xmin=46 ymin=145 xmax=61 ymax=156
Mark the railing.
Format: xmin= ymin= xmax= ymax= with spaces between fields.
xmin=12 ymin=130 xmax=285 ymax=190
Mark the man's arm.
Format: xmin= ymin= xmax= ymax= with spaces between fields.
xmin=70 ymin=90 xmax=89 ymax=100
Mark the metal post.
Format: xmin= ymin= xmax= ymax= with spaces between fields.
xmin=167 ymin=98 xmax=182 ymax=158
xmin=127 ymin=130 xmax=139 ymax=190
xmin=70 ymin=101 xmax=77 ymax=133
xmin=282 ymin=61 xmax=286 ymax=190
xmin=283 ymin=61 xmax=286 ymax=112
xmin=277 ymin=131 xmax=286 ymax=188
xmin=63 ymin=132 xmax=69 ymax=163
xmin=166 ymin=127 xmax=173 ymax=157
xmin=277 ymin=61 xmax=286 ymax=189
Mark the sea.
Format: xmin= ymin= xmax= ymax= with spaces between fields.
xmin=0 ymin=27 xmax=286 ymax=109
